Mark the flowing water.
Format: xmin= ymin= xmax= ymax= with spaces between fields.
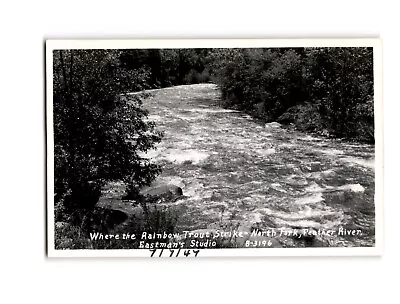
xmin=136 ymin=84 xmax=375 ymax=247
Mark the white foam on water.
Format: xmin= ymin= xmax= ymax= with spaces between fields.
xmin=176 ymin=113 xmax=205 ymax=121
xmin=200 ymin=208 xmax=219 ymax=217
xmin=147 ymin=114 xmax=163 ymax=121
xmin=274 ymin=218 xmax=328 ymax=229
xmin=315 ymin=149 xmax=344 ymax=156
xmin=156 ymin=176 xmax=185 ymax=188
xmin=164 ymin=149 xmax=209 ymax=165
xmin=187 ymin=108 xmax=238 ymax=114
xmin=241 ymin=211 xmax=265 ymax=223
xmin=270 ymin=208 xmax=344 ymax=230
xmin=280 ymin=143 xmax=295 ymax=148
xmin=299 ymin=135 xmax=323 ymax=141
xmin=338 ymin=184 xmax=365 ymax=193
xmin=184 ymin=181 xmax=209 ymax=200
xmin=252 ymin=212 xmax=264 ymax=223
xmin=256 ymin=148 xmax=276 ymax=156
xmin=175 ymin=141 xmax=194 ymax=149
xmin=295 ymin=193 xmax=325 ymax=205
xmin=305 ymin=182 xmax=324 ymax=193
xmin=270 ymin=183 xmax=287 ymax=193
xmin=309 ymin=169 xmax=336 ymax=179
xmin=250 ymin=193 xmax=268 ymax=200
xmin=321 ymin=169 xmax=335 ymax=175
xmin=341 ymin=157 xmax=375 ymax=169
xmin=140 ymin=148 xmax=163 ymax=160
xmin=261 ymin=132 xmax=273 ymax=137
xmin=262 ymin=206 xmax=333 ymax=221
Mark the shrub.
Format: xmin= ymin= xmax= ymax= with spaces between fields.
xmin=53 ymin=49 xmax=163 ymax=212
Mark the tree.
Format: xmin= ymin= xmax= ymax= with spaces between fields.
xmin=305 ymin=47 xmax=374 ymax=138
xmin=209 ymin=47 xmax=374 ymax=141
xmin=209 ymin=48 xmax=303 ymax=117
xmin=53 ymin=49 xmax=163 ymax=211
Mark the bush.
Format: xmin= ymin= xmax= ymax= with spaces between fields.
xmin=53 ymin=49 xmax=163 ymax=212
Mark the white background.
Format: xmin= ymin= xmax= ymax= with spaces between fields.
xmin=0 ymin=1 xmax=398 ymax=303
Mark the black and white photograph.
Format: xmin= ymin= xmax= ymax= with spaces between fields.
xmin=46 ymin=39 xmax=383 ymax=257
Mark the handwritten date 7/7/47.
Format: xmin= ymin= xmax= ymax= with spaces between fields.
xmin=149 ymin=249 xmax=200 ymax=257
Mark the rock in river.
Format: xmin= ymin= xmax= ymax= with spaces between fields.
xmin=264 ymin=122 xmax=282 ymax=129
xmin=140 ymin=183 xmax=183 ymax=200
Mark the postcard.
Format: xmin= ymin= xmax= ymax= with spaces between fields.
xmin=46 ymin=39 xmax=383 ymax=257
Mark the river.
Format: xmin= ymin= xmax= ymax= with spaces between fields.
xmin=133 ymin=84 xmax=375 ymax=247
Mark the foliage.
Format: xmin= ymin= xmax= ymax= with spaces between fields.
xmin=209 ymin=47 xmax=374 ymax=141
xmin=304 ymin=47 xmax=374 ymax=138
xmin=119 ymin=48 xmax=211 ymax=87
xmin=55 ymin=197 xmax=178 ymax=250
xmin=208 ymin=49 xmax=302 ymax=116
xmin=53 ymin=49 xmax=163 ymax=211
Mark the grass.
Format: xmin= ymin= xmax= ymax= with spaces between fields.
xmin=54 ymin=196 xmax=179 ymax=250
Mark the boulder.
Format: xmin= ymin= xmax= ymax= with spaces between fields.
xmin=140 ymin=183 xmax=183 ymax=199
xmin=264 ymin=122 xmax=282 ymax=129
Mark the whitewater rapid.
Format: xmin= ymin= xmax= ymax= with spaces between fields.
xmin=140 ymin=84 xmax=375 ymax=247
